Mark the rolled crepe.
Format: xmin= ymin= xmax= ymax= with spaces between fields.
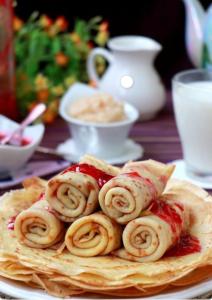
xmin=15 ymin=199 xmax=64 ymax=249
xmin=65 ymin=212 xmax=122 ymax=257
xmin=99 ymin=160 xmax=175 ymax=224
xmin=80 ymin=154 xmax=120 ymax=177
xmin=46 ymin=155 xmax=120 ymax=222
xmin=114 ymin=198 xmax=189 ymax=262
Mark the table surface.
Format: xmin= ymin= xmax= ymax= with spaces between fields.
xmin=0 ymin=93 xmax=183 ymax=196
xmin=0 ymin=94 xmax=212 ymax=299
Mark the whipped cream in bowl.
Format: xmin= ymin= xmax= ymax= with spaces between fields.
xmin=59 ymin=83 xmax=138 ymax=159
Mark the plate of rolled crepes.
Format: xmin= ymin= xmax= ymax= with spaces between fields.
xmin=0 ymin=154 xmax=212 ymax=299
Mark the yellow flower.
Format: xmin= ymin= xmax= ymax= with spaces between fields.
xmin=35 ymin=74 xmax=49 ymax=91
xmin=52 ymin=85 xmax=65 ymax=97
xmin=13 ymin=17 xmax=23 ymax=32
xmin=95 ymin=31 xmax=109 ymax=46
xmin=64 ymin=76 xmax=76 ymax=87
xmin=47 ymin=25 xmax=59 ymax=37
xmin=39 ymin=15 xmax=53 ymax=28
xmin=97 ymin=64 xmax=106 ymax=75
xmin=70 ymin=32 xmax=81 ymax=44
xmin=49 ymin=99 xmax=59 ymax=112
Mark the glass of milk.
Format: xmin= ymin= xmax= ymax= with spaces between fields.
xmin=172 ymin=69 xmax=212 ymax=176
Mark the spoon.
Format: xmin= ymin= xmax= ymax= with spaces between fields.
xmin=36 ymin=146 xmax=71 ymax=159
xmin=0 ymin=104 xmax=46 ymax=145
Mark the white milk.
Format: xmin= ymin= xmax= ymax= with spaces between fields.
xmin=173 ymin=81 xmax=212 ymax=174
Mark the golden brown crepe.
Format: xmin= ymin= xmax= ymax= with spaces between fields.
xmin=80 ymin=154 xmax=120 ymax=177
xmin=22 ymin=176 xmax=47 ymax=190
xmin=99 ymin=160 xmax=175 ymax=224
xmin=45 ymin=155 xmax=120 ymax=222
xmin=0 ymin=177 xmax=211 ymax=297
xmin=65 ymin=212 xmax=122 ymax=257
xmin=45 ymin=171 xmax=99 ymax=223
xmin=114 ymin=197 xmax=190 ymax=262
xmin=15 ymin=199 xmax=65 ymax=249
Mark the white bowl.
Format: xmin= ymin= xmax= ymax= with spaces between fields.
xmin=59 ymin=83 xmax=139 ymax=159
xmin=0 ymin=115 xmax=45 ymax=174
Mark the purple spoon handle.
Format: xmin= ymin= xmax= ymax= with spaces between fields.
xmin=1 ymin=104 xmax=46 ymax=145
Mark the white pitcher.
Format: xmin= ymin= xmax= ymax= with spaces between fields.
xmin=87 ymin=36 xmax=165 ymax=120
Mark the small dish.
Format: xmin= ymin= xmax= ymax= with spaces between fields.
xmin=0 ymin=115 xmax=45 ymax=174
xmin=57 ymin=138 xmax=144 ymax=164
xmin=59 ymin=83 xmax=139 ymax=159
xmin=0 ymin=160 xmax=70 ymax=189
xmin=171 ymin=159 xmax=212 ymax=189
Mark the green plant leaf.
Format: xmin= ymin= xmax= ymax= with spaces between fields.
xmin=14 ymin=13 xmax=109 ymax=118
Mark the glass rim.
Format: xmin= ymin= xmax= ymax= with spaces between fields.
xmin=172 ymin=68 xmax=212 ymax=92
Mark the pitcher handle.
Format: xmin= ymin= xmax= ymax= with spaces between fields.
xmin=87 ymin=47 xmax=114 ymax=87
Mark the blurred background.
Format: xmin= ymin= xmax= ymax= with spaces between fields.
xmin=1 ymin=0 xmax=212 ymax=193
xmin=15 ymin=0 xmax=212 ymax=87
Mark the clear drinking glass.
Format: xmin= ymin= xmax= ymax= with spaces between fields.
xmin=172 ymin=69 xmax=212 ymax=176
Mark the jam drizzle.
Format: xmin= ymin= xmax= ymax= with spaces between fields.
xmin=62 ymin=163 xmax=114 ymax=188
xmin=149 ymin=200 xmax=201 ymax=257
xmin=149 ymin=200 xmax=183 ymax=235
xmin=0 ymin=132 xmax=31 ymax=146
xmin=45 ymin=206 xmax=57 ymax=216
xmin=38 ymin=192 xmax=45 ymax=201
xmin=7 ymin=215 xmax=18 ymax=230
xmin=164 ymin=233 xmax=201 ymax=257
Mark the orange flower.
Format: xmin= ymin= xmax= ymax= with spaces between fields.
xmin=37 ymin=89 xmax=49 ymax=102
xmin=55 ymin=16 xmax=68 ymax=31
xmin=55 ymin=52 xmax=69 ymax=67
xmin=42 ymin=109 xmax=56 ymax=123
xmin=88 ymin=80 xmax=97 ymax=88
xmin=42 ymin=100 xmax=59 ymax=123
xmin=70 ymin=32 xmax=81 ymax=44
xmin=99 ymin=21 xmax=109 ymax=32
xmin=35 ymin=74 xmax=49 ymax=91
xmin=13 ymin=17 xmax=23 ymax=32
xmin=39 ymin=15 xmax=53 ymax=28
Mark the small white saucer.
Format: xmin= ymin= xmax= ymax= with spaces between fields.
xmin=57 ymin=138 xmax=144 ymax=165
xmin=0 ymin=160 xmax=70 ymax=189
xmin=171 ymin=159 xmax=212 ymax=189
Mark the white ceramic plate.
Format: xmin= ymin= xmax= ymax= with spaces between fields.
xmin=171 ymin=159 xmax=212 ymax=189
xmin=57 ymin=138 xmax=144 ymax=164
xmin=0 ymin=115 xmax=45 ymax=174
xmin=0 ymin=276 xmax=211 ymax=299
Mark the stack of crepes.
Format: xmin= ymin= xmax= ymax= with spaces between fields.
xmin=64 ymin=159 xmax=175 ymax=258
xmin=14 ymin=154 xmax=121 ymax=252
xmin=0 ymin=156 xmax=211 ymax=297
xmin=99 ymin=160 xmax=190 ymax=262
